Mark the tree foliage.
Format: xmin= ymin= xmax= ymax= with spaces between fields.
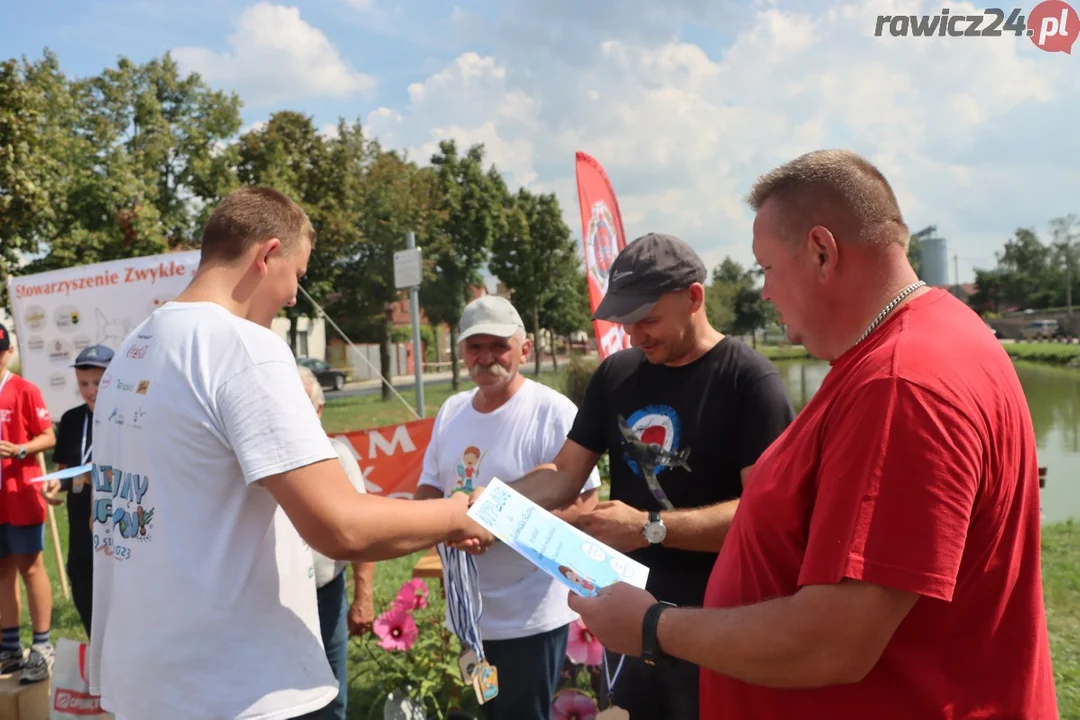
xmin=418 ymin=140 xmax=497 ymax=391
xmin=705 ymin=258 xmax=771 ymax=345
xmin=489 ymin=183 xmax=588 ymax=373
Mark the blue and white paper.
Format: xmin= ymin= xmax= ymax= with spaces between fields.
xmin=29 ymin=464 xmax=93 ymax=484
xmin=467 ymin=477 xmax=650 ymax=598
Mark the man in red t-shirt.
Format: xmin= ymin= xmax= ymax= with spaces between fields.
xmin=0 ymin=322 xmax=57 ymax=684
xmin=569 ymin=150 xmax=1058 ymax=719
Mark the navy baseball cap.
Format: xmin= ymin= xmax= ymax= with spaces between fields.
xmin=72 ymin=344 xmax=114 ymax=369
xmin=591 ymin=233 xmax=707 ymax=324
xmin=0 ymin=323 xmax=9 ymax=352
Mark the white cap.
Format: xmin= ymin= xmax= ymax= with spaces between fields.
xmin=459 ymin=295 xmax=525 ymax=342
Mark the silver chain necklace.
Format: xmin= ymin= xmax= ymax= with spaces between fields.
xmin=854 ymin=281 xmax=926 ymax=346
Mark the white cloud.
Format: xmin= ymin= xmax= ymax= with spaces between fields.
xmin=362 ymin=0 xmax=1078 ymax=282
xmin=172 ymin=2 xmax=376 ymax=107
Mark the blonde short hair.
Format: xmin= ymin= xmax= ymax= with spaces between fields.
xmin=200 ymin=186 xmax=315 ymax=262
xmin=746 ymin=149 xmax=909 ymax=247
xmin=298 ymin=366 xmax=324 ymax=410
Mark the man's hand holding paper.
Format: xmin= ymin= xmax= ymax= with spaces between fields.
xmin=467 ymin=478 xmax=650 ymax=599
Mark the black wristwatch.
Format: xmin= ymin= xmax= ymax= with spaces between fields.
xmin=641 ymin=601 xmax=677 ymax=666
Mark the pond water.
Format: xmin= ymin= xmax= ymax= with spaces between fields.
xmin=772 ymin=359 xmax=1080 ymax=525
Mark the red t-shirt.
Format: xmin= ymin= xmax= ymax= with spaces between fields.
xmin=701 ymin=289 xmax=1058 ymax=719
xmin=0 ymin=371 xmax=51 ymax=526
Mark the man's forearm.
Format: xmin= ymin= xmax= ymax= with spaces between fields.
xmin=337 ymin=495 xmax=470 ymax=562
xmin=658 ymin=499 xmax=739 ymax=553
xmin=352 ymin=560 xmax=375 ymax=604
xmin=655 ymin=595 xmax=853 ymax=689
xmin=511 ymin=464 xmax=583 ymax=510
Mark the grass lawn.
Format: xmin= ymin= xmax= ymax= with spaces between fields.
xmin=754 ymin=344 xmax=812 ymax=360
xmin=16 ymin=366 xmax=1080 ymax=718
xmin=320 ymin=368 xmax=571 ymax=433
xmin=1004 ymin=342 xmax=1080 ymax=366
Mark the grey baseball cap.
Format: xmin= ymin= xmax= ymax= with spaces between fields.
xmin=591 ymin=232 xmax=707 ymax=324
xmin=72 ymin=344 xmax=114 ymax=369
xmin=459 ymin=295 xmax=525 ymax=341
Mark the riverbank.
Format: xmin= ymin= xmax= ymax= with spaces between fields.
xmin=1004 ymin=342 xmax=1080 ymax=367
xmin=756 ymin=341 xmax=1080 ymax=369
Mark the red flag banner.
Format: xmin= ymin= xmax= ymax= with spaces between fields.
xmin=334 ymin=416 xmax=436 ymax=499
xmin=575 ymin=151 xmax=632 ymax=359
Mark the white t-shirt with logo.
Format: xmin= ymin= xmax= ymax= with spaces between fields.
xmin=87 ymin=301 xmax=340 ymax=720
xmin=417 ymin=378 xmax=601 ymax=641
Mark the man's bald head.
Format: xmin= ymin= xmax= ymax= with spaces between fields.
xmin=746 ymin=149 xmax=909 ymax=248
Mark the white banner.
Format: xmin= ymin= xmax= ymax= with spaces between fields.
xmin=5 ymin=251 xmax=200 ymax=420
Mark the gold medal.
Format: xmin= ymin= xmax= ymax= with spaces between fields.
xmin=472 ymin=660 xmax=499 ymax=704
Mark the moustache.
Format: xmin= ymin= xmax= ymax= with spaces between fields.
xmin=470 ymin=362 xmax=510 ymax=378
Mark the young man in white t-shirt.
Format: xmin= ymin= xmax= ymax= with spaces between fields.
xmin=414 ymin=296 xmax=601 ymax=720
xmin=88 ymin=186 xmax=490 ymax=720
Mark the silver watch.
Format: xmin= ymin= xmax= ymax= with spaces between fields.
xmin=642 ymin=511 xmax=666 ymax=545
xmin=15 ymin=446 xmax=27 ymax=460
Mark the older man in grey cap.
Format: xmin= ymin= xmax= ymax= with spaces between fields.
xmin=413 ymin=295 xmax=601 ymax=720
xmin=505 ymin=233 xmax=795 ymax=718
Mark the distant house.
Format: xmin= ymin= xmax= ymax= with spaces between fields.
xmin=945 ymin=283 xmax=978 ymax=304
xmin=325 ymin=284 xmax=490 ymax=378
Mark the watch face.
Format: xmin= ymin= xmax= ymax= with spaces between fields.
xmin=644 ymin=522 xmax=666 ymax=543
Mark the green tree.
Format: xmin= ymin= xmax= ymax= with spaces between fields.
xmin=488 ymin=184 xmax=582 ymax=374
xmin=22 ymin=53 xmax=242 ymax=277
xmin=0 ymin=50 xmax=72 ymax=306
xmin=706 ymin=258 xmax=770 ymax=345
xmin=1050 ymin=214 xmax=1079 ymax=318
xmin=331 ymin=140 xmax=438 ymax=401
xmin=419 ymin=140 xmax=497 ymax=391
xmin=538 ymin=259 xmax=592 ymax=367
xmin=235 ymin=110 xmax=346 ymax=353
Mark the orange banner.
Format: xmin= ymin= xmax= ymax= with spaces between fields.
xmin=334 ymin=416 xmax=436 ymax=498
xmin=575 ymin=150 xmax=632 ymax=359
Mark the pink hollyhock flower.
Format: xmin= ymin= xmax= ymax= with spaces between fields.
xmin=565 ymin=619 xmax=603 ymax=666
xmin=393 ymin=578 xmax=430 ymax=612
xmin=551 ymin=689 xmax=598 ymax=720
xmin=374 ymin=607 xmax=419 ymax=652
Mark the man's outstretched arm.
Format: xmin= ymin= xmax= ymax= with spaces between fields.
xmin=264 ymin=459 xmax=489 ymax=562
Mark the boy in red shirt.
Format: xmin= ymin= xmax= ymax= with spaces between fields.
xmin=0 ymin=322 xmax=57 ymax=684
xmin=568 ymin=150 xmax=1058 ymax=719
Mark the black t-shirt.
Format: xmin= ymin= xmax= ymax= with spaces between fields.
xmin=568 ymin=338 xmax=795 ymax=607
xmin=52 ymin=403 xmax=94 ymax=576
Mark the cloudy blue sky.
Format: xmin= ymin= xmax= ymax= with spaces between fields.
xmin=3 ymin=0 xmax=1078 ymax=284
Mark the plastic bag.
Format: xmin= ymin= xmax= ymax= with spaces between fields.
xmin=50 ymin=638 xmax=113 ymax=719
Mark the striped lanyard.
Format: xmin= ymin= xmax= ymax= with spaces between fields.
xmin=80 ymin=414 xmax=92 ymax=465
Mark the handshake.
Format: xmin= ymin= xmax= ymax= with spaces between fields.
xmin=444 ymin=486 xmax=495 ymax=555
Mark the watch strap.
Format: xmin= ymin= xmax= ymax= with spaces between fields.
xmin=641 ymin=601 xmax=676 ymax=666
